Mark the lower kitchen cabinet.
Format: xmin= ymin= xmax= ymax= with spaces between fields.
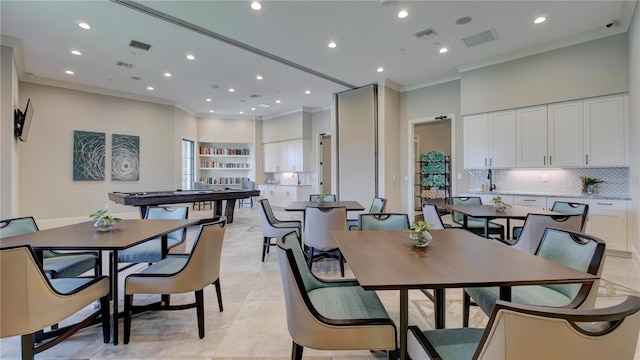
xmin=582 ymin=199 xmax=629 ymax=252
xmin=258 ymin=185 xmax=311 ymax=207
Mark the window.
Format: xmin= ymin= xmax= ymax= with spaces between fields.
xmin=181 ymin=139 xmax=195 ymax=190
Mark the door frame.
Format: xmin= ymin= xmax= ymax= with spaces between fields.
xmin=316 ymin=132 xmax=332 ymax=194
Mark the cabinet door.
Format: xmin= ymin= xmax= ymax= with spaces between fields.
xmin=263 ymin=143 xmax=277 ymax=172
xmin=463 ymin=114 xmax=489 ymax=168
xmin=292 ymin=139 xmax=309 ymax=172
xmin=548 ymin=100 xmax=583 ymax=167
xmin=583 ymin=94 xmax=625 ymax=166
xmin=513 ymin=195 xmax=546 ymax=210
xmin=585 ymin=210 xmax=627 ymax=251
xmin=488 ymin=110 xmax=516 ymax=168
xmin=516 ymin=105 xmax=547 ymax=167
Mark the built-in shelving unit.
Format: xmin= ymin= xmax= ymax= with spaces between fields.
xmin=415 ymin=150 xmax=451 ymax=213
xmin=198 ymin=143 xmax=252 ymax=187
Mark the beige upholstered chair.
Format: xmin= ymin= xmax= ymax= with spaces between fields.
xmin=409 ymin=296 xmax=640 ymax=360
xmin=258 ymin=199 xmax=302 ymax=261
xmin=421 ymin=203 xmax=446 ymax=230
xmin=0 ymin=245 xmax=110 ymax=359
xmin=277 ymin=232 xmax=397 ymax=360
xmin=512 ymin=201 xmax=589 ymax=238
xmin=347 ymin=196 xmax=387 ymax=230
xmin=463 ymin=228 xmax=606 ymax=327
xmin=496 ymin=213 xmax=583 ymax=253
xmin=303 ymin=206 xmax=347 ymax=277
xmin=123 ymin=219 xmax=226 ymax=343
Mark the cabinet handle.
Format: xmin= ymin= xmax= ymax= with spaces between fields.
xmin=484 ymin=158 xmax=487 ymax=167
xmin=585 ymin=154 xmax=589 ymax=165
xmin=549 ymin=156 xmax=552 ymax=166
xmin=596 ymin=202 xmax=613 ymax=206
xmin=489 ymin=158 xmax=492 ymax=166
xmin=523 ymin=199 xmax=535 ymax=202
xmin=543 ymin=156 xmax=546 ymax=165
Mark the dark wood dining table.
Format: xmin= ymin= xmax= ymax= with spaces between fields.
xmin=443 ymin=204 xmax=562 ymax=238
xmin=332 ymin=229 xmax=597 ymax=360
xmin=283 ymin=200 xmax=365 ymax=212
xmin=0 ymin=218 xmax=200 ymax=345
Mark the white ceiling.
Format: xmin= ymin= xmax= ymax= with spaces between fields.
xmin=1 ymin=0 xmax=636 ymax=119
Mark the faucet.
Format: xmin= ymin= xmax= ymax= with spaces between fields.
xmin=487 ymin=169 xmax=496 ymax=191
xmin=293 ymin=171 xmax=301 ymax=185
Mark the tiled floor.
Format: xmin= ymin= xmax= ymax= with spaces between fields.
xmin=1 ymin=205 xmax=639 ymax=359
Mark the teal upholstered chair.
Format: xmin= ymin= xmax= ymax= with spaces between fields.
xmin=309 ymin=194 xmax=337 ymax=201
xmin=357 ymin=213 xmax=410 ymax=231
xmin=347 ymin=196 xmax=387 ymax=230
xmin=0 ymin=216 xmax=100 ymax=278
xmin=451 ymin=197 xmax=504 ymax=238
xmin=463 ymin=228 xmax=606 ymax=327
xmin=512 ymin=201 xmax=589 ymax=238
xmin=276 ymin=231 xmax=397 ymax=360
xmin=408 ymin=296 xmax=640 ymax=360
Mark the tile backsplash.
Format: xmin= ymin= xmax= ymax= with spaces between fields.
xmin=468 ymin=168 xmax=631 ymax=198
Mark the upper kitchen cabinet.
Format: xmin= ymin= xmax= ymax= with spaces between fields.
xmin=263 ymin=139 xmax=310 ymax=173
xmin=463 ymin=110 xmax=516 ymax=169
xmin=516 ymin=105 xmax=548 ymax=167
xmin=583 ymin=94 xmax=626 ymax=167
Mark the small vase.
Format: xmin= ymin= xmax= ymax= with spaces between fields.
xmin=410 ymin=231 xmax=432 ymax=248
xmin=493 ymin=204 xmax=506 ymax=212
xmin=94 ymin=219 xmax=114 ymax=232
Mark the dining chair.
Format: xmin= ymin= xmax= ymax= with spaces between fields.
xmin=512 ymin=201 xmax=589 ymax=238
xmin=123 ymin=218 xmax=226 ymax=343
xmin=258 ymin=199 xmax=302 ymax=261
xmin=192 ymin=181 xmax=211 ymax=210
xmin=496 ymin=213 xmax=583 ymax=253
xmin=277 ymin=231 xmax=398 ymax=360
xmin=347 ymin=196 xmax=387 ymax=230
xmin=309 ymin=194 xmax=337 ymax=201
xmin=357 ymin=213 xmax=410 ymax=231
xmin=0 ymin=245 xmax=111 ymax=360
xmin=463 ymin=228 xmax=606 ymax=327
xmin=238 ymin=180 xmax=256 ymax=208
xmin=408 ymin=296 xmax=640 ymax=360
xmin=116 ymin=206 xmax=189 ymax=271
xmin=421 ymin=203 xmax=447 ymax=230
xmin=451 ymin=197 xmax=505 ymax=238
xmin=0 ymin=216 xmax=100 ymax=278
xmin=303 ymin=206 xmax=347 ymax=277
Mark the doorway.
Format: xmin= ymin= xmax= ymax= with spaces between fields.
xmin=318 ymin=133 xmax=332 ymax=194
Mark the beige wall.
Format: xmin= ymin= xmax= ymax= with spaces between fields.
xmin=380 ymin=84 xmax=402 ymax=212
xmin=414 ymin=121 xmax=451 ymax=156
xmin=461 ymin=33 xmax=629 ymax=115
xmin=628 ymin=3 xmax=640 ymax=262
xmin=0 ymin=45 xmax=20 ymax=219
xmin=174 ymin=107 xmax=198 ymax=187
xmin=17 ymin=83 xmax=176 ymax=222
xmin=262 ymin=110 xmax=311 ymax=143
xmin=197 ymin=117 xmax=254 ymax=143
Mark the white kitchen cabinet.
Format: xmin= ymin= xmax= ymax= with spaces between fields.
xmin=583 ymin=199 xmax=628 ymax=252
xmin=259 ymin=185 xmax=312 ymax=207
xmin=548 ymin=100 xmax=584 ymax=167
xmin=463 ymin=110 xmax=516 ymax=169
xmin=513 ymin=195 xmax=546 ymax=210
xmin=263 ymin=139 xmax=310 ymax=173
xmin=516 ymin=105 xmax=548 ymax=167
xmin=583 ymin=94 xmax=626 ymax=167
xmin=263 ymin=142 xmax=281 ymax=172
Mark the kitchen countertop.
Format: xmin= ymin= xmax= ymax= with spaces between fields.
xmin=461 ymin=190 xmax=630 ymax=201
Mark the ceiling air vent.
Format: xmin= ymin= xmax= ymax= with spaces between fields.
xmin=256 ymin=103 xmax=271 ymax=108
xmin=463 ymin=30 xmax=497 ymax=47
xmin=414 ymin=27 xmax=437 ymax=40
xmin=129 ymin=40 xmax=152 ymax=51
xmin=116 ymin=61 xmax=134 ymax=69
xmin=250 ymin=94 xmax=261 ymax=98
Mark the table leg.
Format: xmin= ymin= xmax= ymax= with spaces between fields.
xmin=399 ymin=289 xmax=408 ymax=360
xmin=434 ymin=288 xmax=446 ymax=329
xmin=224 ymin=199 xmax=237 ymax=223
xmin=111 ymin=250 xmax=119 ymax=345
xmin=506 ymin=219 xmax=511 ymax=240
xmin=499 ymin=286 xmax=512 ymax=302
xmin=213 ymin=201 xmax=223 ymax=218
xmin=139 ymin=206 xmax=148 ymax=219
xmin=484 ymin=219 xmax=489 ymax=238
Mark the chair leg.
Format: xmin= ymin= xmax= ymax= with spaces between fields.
xmin=388 ymin=348 xmax=398 ymax=360
xmin=100 ymin=294 xmax=111 ymax=343
xmin=162 ymin=294 xmax=170 ymax=306
xmin=262 ymin=237 xmax=269 ymax=262
xmin=124 ymin=294 xmax=133 ymax=344
xmin=462 ymin=290 xmax=471 ymax=327
xmin=213 ymin=278 xmax=223 ymax=312
xmin=339 ymin=251 xmax=345 ymax=277
xmin=307 ymin=247 xmax=314 ymax=271
xmin=292 ymin=341 xmax=303 ymax=360
xmin=21 ymin=333 xmax=35 ymax=360
xmin=195 ymin=289 xmax=205 ymax=339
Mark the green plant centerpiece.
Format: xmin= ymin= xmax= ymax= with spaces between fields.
xmin=405 ymin=220 xmax=434 ymax=247
xmin=580 ymin=176 xmax=604 ymax=195
xmin=490 ymin=196 xmax=511 ymax=212
xmin=316 ymin=194 xmax=327 ymax=203
xmin=90 ymin=209 xmax=123 ymax=232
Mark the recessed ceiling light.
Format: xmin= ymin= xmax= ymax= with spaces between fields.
xmin=186 ymin=54 xmax=195 ymax=60
xmin=229 ymin=88 xmax=235 ymax=92
xmin=439 ymin=47 xmax=448 ymax=53
xmin=164 ymin=72 xmax=172 ymax=77
xmin=71 ymin=50 xmax=82 ymax=56
xmin=276 ymin=100 xmax=281 ymax=104
xmin=398 ymin=10 xmax=408 ymax=19
xmin=251 ymin=107 xmax=256 ymax=111
xmin=256 ymin=75 xmax=263 ymax=80
xmin=239 ymin=111 xmax=244 ymax=114
xmin=377 ymin=67 xmax=384 ymax=73
xmin=78 ymin=22 xmax=91 ymax=30
xmin=534 ymin=16 xmax=546 ymax=24
xmin=305 ymin=90 xmax=311 ymax=95
xmin=328 ymin=41 xmax=337 ymax=48
xmin=250 ymin=1 xmax=262 ymax=10
xmin=65 ymin=70 xmax=74 ymax=75
xmin=209 ymin=110 xmax=214 ymax=113
xmin=147 ymin=86 xmax=154 ymax=91
xmin=206 ymin=98 xmax=212 ymax=102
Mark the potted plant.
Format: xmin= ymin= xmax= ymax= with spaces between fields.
xmin=490 ymin=196 xmax=511 ymax=212
xmin=580 ymin=176 xmax=604 ymax=195
xmin=316 ymin=194 xmax=327 ymax=203
xmin=90 ymin=209 xmax=123 ymax=232
xmin=405 ymin=220 xmax=434 ymax=247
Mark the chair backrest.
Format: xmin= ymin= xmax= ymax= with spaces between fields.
xmin=535 ymin=228 xmax=606 ymax=309
xmin=451 ymin=196 xmax=482 ymax=223
xmin=551 ymin=201 xmax=589 ymax=231
xmin=421 ymin=203 xmax=445 ymax=230
xmin=258 ymin=198 xmax=279 ymax=225
xmin=509 ymin=213 xmax=583 ymax=253
xmin=145 ymin=206 xmax=189 ymax=243
xmin=303 ymin=207 xmax=346 ymax=249
xmin=193 ymin=181 xmax=207 ymax=190
xmin=309 ymin=194 xmax=337 ymax=201
xmin=241 ymin=180 xmax=255 ymax=190
xmin=475 ymin=296 xmax=640 ymax=359
xmin=0 ymin=216 xmax=39 ymax=238
xmin=358 ymin=213 xmax=410 ymax=231
xmin=369 ymin=197 xmax=387 ymax=213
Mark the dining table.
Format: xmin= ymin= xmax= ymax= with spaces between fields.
xmin=443 ymin=203 xmax=562 ymax=238
xmin=332 ymin=229 xmax=597 ymax=360
xmin=0 ymin=218 xmax=200 ymax=345
xmin=284 ymin=200 xmax=365 ymax=212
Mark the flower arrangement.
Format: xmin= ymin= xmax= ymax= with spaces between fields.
xmin=90 ymin=209 xmax=122 ymax=231
xmin=490 ymin=196 xmax=511 ymax=212
xmin=580 ymin=176 xmax=604 ymax=194
xmin=405 ymin=220 xmax=434 ymax=234
xmin=405 ymin=220 xmax=434 ymax=247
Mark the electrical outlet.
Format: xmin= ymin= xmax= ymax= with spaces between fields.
xmin=457 ymin=173 xmax=462 ymax=180
xmin=104 ymin=203 xmax=110 ymax=209
xmin=542 ymin=174 xmax=549 ymax=182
